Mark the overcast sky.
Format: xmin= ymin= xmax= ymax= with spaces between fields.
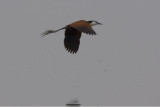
xmin=0 ymin=0 xmax=160 ymax=106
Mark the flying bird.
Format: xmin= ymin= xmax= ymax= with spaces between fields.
xmin=42 ymin=20 xmax=102 ymax=54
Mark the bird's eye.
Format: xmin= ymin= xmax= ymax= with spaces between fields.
xmin=87 ymin=21 xmax=92 ymax=23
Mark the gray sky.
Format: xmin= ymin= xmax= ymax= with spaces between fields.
xmin=0 ymin=0 xmax=160 ymax=106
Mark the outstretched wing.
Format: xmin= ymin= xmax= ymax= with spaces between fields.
xmin=69 ymin=20 xmax=96 ymax=35
xmin=64 ymin=26 xmax=82 ymax=54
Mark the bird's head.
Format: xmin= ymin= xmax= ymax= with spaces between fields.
xmin=87 ymin=20 xmax=102 ymax=26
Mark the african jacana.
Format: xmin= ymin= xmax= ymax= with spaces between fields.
xmin=42 ymin=20 xmax=102 ymax=54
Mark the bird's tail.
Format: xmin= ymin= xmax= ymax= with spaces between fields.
xmin=41 ymin=30 xmax=57 ymax=37
xmin=41 ymin=27 xmax=66 ymax=37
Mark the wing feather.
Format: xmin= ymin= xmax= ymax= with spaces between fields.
xmin=64 ymin=26 xmax=82 ymax=54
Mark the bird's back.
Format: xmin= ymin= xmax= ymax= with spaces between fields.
xmin=69 ymin=20 xmax=96 ymax=35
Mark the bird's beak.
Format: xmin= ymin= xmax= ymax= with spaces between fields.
xmin=98 ymin=22 xmax=102 ymax=25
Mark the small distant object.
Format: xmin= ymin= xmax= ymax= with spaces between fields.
xmin=42 ymin=20 xmax=102 ymax=54
xmin=66 ymin=98 xmax=81 ymax=106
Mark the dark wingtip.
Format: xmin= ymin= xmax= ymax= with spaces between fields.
xmin=83 ymin=30 xmax=96 ymax=35
xmin=64 ymin=46 xmax=78 ymax=54
xmin=66 ymin=49 xmax=77 ymax=54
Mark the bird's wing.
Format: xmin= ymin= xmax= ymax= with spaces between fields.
xmin=64 ymin=26 xmax=82 ymax=54
xmin=69 ymin=20 xmax=96 ymax=35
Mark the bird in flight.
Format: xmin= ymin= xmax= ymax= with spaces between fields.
xmin=42 ymin=20 xmax=102 ymax=54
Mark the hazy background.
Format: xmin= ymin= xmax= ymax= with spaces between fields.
xmin=0 ymin=0 xmax=160 ymax=106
